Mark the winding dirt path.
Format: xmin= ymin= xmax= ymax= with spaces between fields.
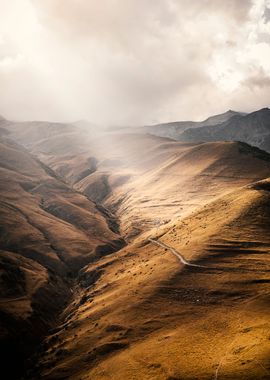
xmin=148 ymin=238 xmax=207 ymax=268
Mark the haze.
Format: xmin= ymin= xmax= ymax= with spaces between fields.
xmin=1 ymin=0 xmax=270 ymax=125
xmin=1 ymin=3 xmax=270 ymax=377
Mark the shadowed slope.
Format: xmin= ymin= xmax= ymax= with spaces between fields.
xmin=110 ymin=110 xmax=245 ymax=139
xmin=181 ymin=108 xmax=270 ymax=153
xmin=0 ymin=136 xmax=123 ymax=378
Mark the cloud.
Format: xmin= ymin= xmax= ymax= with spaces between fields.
xmin=0 ymin=0 xmax=269 ymax=125
xmin=243 ymin=67 xmax=270 ymax=89
xmin=264 ymin=3 xmax=270 ymax=22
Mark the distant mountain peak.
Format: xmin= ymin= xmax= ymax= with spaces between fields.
xmin=180 ymin=106 xmax=270 ymax=153
xmin=247 ymin=107 xmax=270 ymax=118
xmin=250 ymin=107 xmax=269 ymax=113
xmin=201 ymin=109 xmax=243 ymax=127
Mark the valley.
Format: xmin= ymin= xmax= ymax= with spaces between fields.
xmin=0 ymin=110 xmax=270 ymax=379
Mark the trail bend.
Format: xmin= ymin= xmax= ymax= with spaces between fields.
xmin=148 ymin=238 xmax=207 ymax=268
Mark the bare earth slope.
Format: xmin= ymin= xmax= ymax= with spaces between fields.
xmin=35 ymin=178 xmax=270 ymax=380
xmin=0 ymin=135 xmax=123 ymax=378
xmin=100 ymin=139 xmax=270 ymax=237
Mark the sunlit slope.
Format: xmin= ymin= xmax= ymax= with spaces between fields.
xmin=102 ymin=139 xmax=270 ymax=237
xmin=37 ymin=179 xmax=270 ymax=380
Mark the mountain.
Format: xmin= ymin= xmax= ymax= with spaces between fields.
xmin=33 ymin=177 xmax=270 ymax=380
xmin=199 ymin=109 xmax=245 ymax=126
xmin=0 ymin=135 xmax=123 ymax=378
xmin=180 ymin=108 xmax=270 ymax=152
xmin=114 ymin=110 xmax=245 ymax=140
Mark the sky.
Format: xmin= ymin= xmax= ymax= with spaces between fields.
xmin=0 ymin=0 xmax=270 ymax=126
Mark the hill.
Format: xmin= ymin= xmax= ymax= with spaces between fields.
xmin=34 ymin=178 xmax=270 ymax=380
xmin=45 ymin=132 xmax=270 ymax=238
xmin=0 ymin=135 xmax=123 ymax=378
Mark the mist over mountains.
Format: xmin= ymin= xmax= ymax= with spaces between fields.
xmin=1 ymin=1 xmax=270 ymax=378
xmin=180 ymin=107 xmax=270 ymax=152
xmin=0 ymin=105 xmax=270 ymax=380
xmin=102 ymin=107 xmax=270 ymax=154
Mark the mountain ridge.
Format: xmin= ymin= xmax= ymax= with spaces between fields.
xmin=180 ymin=107 xmax=270 ymax=152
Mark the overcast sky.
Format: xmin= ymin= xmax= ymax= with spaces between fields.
xmin=0 ymin=0 xmax=270 ymax=125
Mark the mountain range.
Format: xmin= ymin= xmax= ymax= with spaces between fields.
xmin=180 ymin=108 xmax=270 ymax=152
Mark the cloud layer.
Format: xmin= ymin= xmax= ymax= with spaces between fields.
xmin=0 ymin=0 xmax=270 ymax=125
